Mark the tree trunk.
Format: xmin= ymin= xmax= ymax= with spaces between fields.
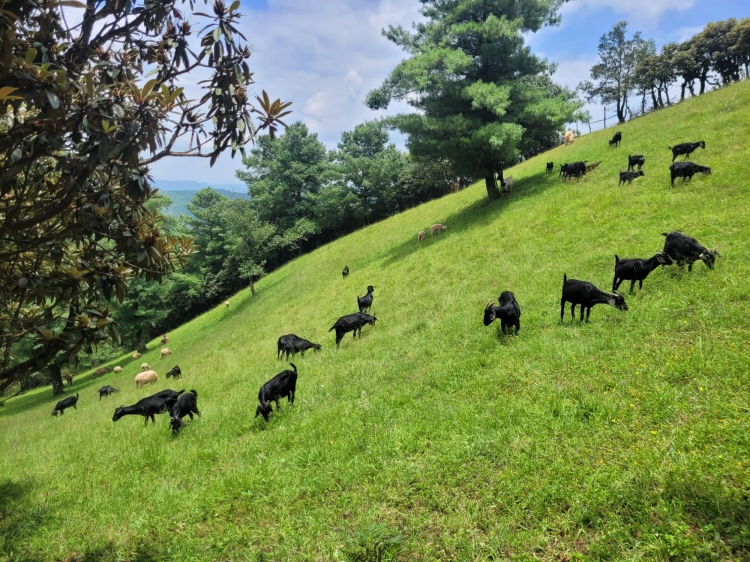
xmin=49 ymin=364 xmax=64 ymax=396
xmin=654 ymin=88 xmax=661 ymax=109
xmin=617 ymin=97 xmax=626 ymax=123
xmin=250 ymin=279 xmax=257 ymax=296
xmin=680 ymin=82 xmax=686 ymax=101
xmin=484 ymin=174 xmax=500 ymax=201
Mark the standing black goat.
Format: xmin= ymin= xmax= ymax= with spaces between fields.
xmin=51 ymin=393 xmax=79 ymax=416
xmin=168 ymin=390 xmax=201 ymax=434
xmin=98 ymin=386 xmax=119 ymax=400
xmin=342 ymin=265 xmax=349 ymax=279
xmin=669 ymin=162 xmax=711 ymax=186
xmin=627 ymin=155 xmax=645 ymax=171
xmin=609 ymin=131 xmax=622 ymax=147
xmin=329 ymin=312 xmax=377 ymax=348
xmin=483 ymin=291 xmax=521 ymax=334
xmin=546 ymin=162 xmax=554 ymax=173
xmin=662 ymin=231 xmax=720 ymax=271
xmin=619 ymin=170 xmax=644 ymax=186
xmin=669 ymin=141 xmax=705 ymax=162
xmin=357 ymin=285 xmax=375 ymax=313
xmin=112 ymin=389 xmax=184 ymax=425
xmin=277 ymin=334 xmax=322 ymax=360
xmin=255 ymin=364 xmax=297 ymax=422
xmin=613 ymin=252 xmax=673 ymax=293
xmin=561 ymin=274 xmax=627 ymax=322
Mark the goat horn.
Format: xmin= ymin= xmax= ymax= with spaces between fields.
xmin=485 ymin=299 xmax=493 ymax=310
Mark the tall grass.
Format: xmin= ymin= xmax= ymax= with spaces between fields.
xmin=2 ymin=81 xmax=749 ymax=561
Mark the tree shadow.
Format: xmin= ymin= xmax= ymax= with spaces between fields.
xmin=0 ymin=478 xmax=47 ymax=561
xmin=380 ymin=173 xmax=561 ymax=267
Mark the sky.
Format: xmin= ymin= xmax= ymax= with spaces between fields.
xmin=148 ymin=0 xmax=748 ymax=188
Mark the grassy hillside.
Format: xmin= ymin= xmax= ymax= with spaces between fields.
xmin=2 ymin=81 xmax=749 ymax=561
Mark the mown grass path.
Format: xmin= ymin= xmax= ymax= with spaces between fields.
xmin=2 ymin=81 xmax=749 ymax=561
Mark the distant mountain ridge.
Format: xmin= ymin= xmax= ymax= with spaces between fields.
xmin=153 ymin=178 xmax=247 ymax=193
xmin=158 ymin=189 xmax=250 ymax=217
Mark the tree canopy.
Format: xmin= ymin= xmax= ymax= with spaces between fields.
xmin=366 ymin=0 xmax=582 ymax=201
xmin=0 ymin=0 xmax=289 ymax=394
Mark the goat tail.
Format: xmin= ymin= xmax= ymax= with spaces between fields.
xmin=289 ymin=362 xmax=297 ymax=373
xmin=328 ymin=324 xmax=336 ymax=332
xmin=75 ymin=393 xmax=79 ymax=398
xmin=661 ymin=232 xmax=669 ymax=237
xmin=667 ymin=146 xmax=673 ymax=150
xmin=615 ymin=254 xmax=619 ymax=263
xmin=189 ymin=389 xmax=197 ymax=397
xmin=563 ymin=273 xmax=567 ymax=284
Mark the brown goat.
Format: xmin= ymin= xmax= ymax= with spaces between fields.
xmin=430 ymin=224 xmax=448 ymax=236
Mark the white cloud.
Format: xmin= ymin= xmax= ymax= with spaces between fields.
xmin=560 ymin=0 xmax=694 ymax=27
xmin=675 ymin=25 xmax=704 ymax=42
xmin=151 ymin=0 xmax=422 ymax=184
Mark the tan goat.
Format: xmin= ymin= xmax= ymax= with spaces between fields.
xmin=160 ymin=334 xmax=169 ymax=345
xmin=140 ymin=362 xmax=150 ymax=371
xmin=160 ymin=348 xmax=172 ymax=359
xmin=418 ymin=231 xmax=426 ymax=243
xmin=135 ymin=370 xmax=159 ymax=389
xmin=430 ymin=224 xmax=448 ymax=236
xmin=132 ymin=352 xmax=142 ymax=360
xmin=114 ymin=366 xmax=122 ymax=374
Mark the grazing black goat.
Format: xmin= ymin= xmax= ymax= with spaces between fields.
xmin=561 ymin=161 xmax=586 ymax=181
xmin=357 ymin=285 xmax=375 ymax=313
xmin=561 ymin=274 xmax=627 ymax=322
xmin=669 ymin=141 xmax=705 ymax=162
xmin=112 ymin=389 xmax=184 ymax=425
xmin=619 ymin=170 xmax=645 ymax=186
xmin=51 ymin=393 xmax=79 ymax=416
xmin=627 ymin=155 xmax=645 ymax=171
xmin=98 ymin=385 xmax=119 ymax=400
xmin=483 ymin=291 xmax=521 ymax=335
xmin=277 ymin=334 xmax=322 ymax=360
xmin=613 ymin=252 xmax=673 ymax=293
xmin=546 ymin=162 xmax=554 ymax=173
xmin=669 ymin=162 xmax=711 ymax=186
xmin=166 ymin=365 xmax=182 ymax=379
xmin=329 ymin=312 xmax=377 ymax=348
xmin=609 ymin=131 xmax=622 ymax=147
xmin=342 ymin=265 xmax=349 ymax=279
xmin=168 ymin=390 xmax=201 ymax=434
xmin=255 ymin=364 xmax=298 ymax=422
xmin=662 ymin=231 xmax=720 ymax=271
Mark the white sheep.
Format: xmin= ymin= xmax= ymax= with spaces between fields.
xmin=114 ymin=366 xmax=122 ymax=373
xmin=502 ymin=176 xmax=513 ymax=195
xmin=140 ymin=362 xmax=150 ymax=371
xmin=430 ymin=224 xmax=448 ymax=236
xmin=135 ymin=370 xmax=159 ymax=389
xmin=160 ymin=348 xmax=172 ymax=359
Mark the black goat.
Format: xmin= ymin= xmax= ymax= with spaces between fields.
xmin=662 ymin=231 xmax=720 ymax=271
xmin=618 ymin=170 xmax=645 ymax=186
xmin=342 ymin=265 xmax=349 ymax=279
xmin=357 ymin=285 xmax=375 ymax=313
xmin=112 ymin=389 xmax=184 ymax=425
xmin=560 ymin=274 xmax=627 ymax=322
xmin=627 ymin=154 xmax=645 ymax=171
xmin=98 ymin=385 xmax=119 ymax=400
xmin=669 ymin=162 xmax=711 ymax=186
xmin=613 ymin=252 xmax=673 ymax=293
xmin=255 ymin=364 xmax=297 ymax=422
xmin=329 ymin=312 xmax=377 ymax=348
xmin=277 ymin=334 xmax=322 ymax=360
xmin=168 ymin=390 xmax=201 ymax=434
xmin=546 ymin=162 xmax=554 ymax=173
xmin=669 ymin=141 xmax=705 ymax=162
xmin=562 ymin=161 xmax=586 ymax=181
xmin=609 ymin=131 xmax=622 ymax=147
xmin=166 ymin=365 xmax=182 ymax=379
xmin=51 ymin=393 xmax=79 ymax=416
xmin=483 ymin=291 xmax=521 ymax=334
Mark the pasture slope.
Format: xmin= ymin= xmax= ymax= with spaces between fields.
xmin=2 ymin=81 xmax=750 ymax=562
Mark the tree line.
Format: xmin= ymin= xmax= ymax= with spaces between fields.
xmin=580 ymin=18 xmax=750 ymax=123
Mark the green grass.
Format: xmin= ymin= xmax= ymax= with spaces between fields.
xmin=2 ymin=82 xmax=750 ymax=562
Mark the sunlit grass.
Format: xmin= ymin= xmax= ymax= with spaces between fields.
xmin=1 ymin=81 xmax=749 ymax=561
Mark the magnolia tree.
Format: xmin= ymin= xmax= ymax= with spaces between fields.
xmin=0 ymin=0 xmax=289 ymax=394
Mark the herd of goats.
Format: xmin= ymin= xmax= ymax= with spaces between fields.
xmin=47 ymin=132 xmax=719 ymax=434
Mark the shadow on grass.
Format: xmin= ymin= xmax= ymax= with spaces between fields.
xmin=0 ymin=479 xmax=47 ymax=561
xmin=380 ymin=173 xmax=562 ymax=267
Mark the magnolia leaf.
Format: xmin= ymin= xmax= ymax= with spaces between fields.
xmin=25 ymin=47 xmax=37 ymax=65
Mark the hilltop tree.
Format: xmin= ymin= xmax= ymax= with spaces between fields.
xmin=578 ymin=21 xmax=645 ymax=123
xmin=365 ymin=0 xmax=582 ymax=202
xmin=729 ymin=18 xmax=750 ymax=78
xmin=0 ymin=0 xmax=289 ymax=394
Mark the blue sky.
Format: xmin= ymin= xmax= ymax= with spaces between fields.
xmin=149 ymin=0 xmax=748 ymax=187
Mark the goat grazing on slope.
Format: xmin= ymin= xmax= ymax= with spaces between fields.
xmin=483 ymin=292 xmax=521 ymax=335
xmin=255 ymin=364 xmax=298 ymax=422
xmin=561 ymin=274 xmax=627 ymax=323
xmin=613 ymin=252 xmax=673 ymax=293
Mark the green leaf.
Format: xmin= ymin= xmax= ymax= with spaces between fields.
xmin=229 ymin=0 xmax=240 ymax=11
xmin=25 ymin=47 xmax=37 ymax=65
xmin=46 ymin=90 xmax=60 ymax=109
xmin=11 ymin=147 xmax=22 ymax=162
